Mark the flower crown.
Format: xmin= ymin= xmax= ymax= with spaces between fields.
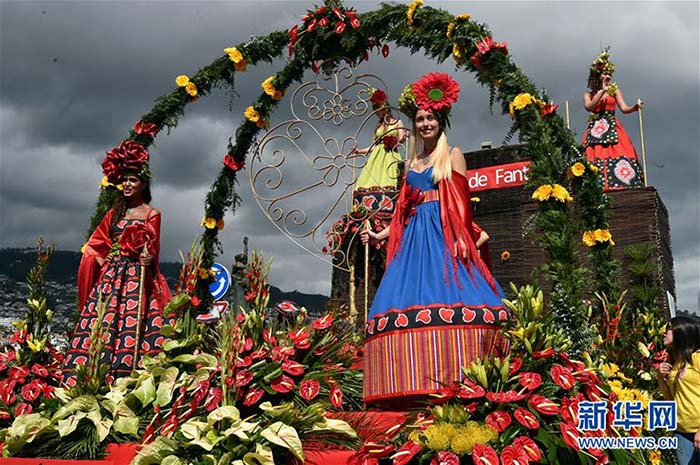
xmin=101 ymin=140 xmax=151 ymax=185
xmin=398 ymin=73 xmax=460 ymax=129
xmin=590 ymin=49 xmax=615 ymax=76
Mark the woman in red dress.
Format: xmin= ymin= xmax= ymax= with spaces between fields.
xmin=63 ymin=160 xmax=171 ymax=384
xmin=582 ymin=50 xmax=644 ymax=190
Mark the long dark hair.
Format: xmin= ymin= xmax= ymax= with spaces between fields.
xmin=110 ymin=171 xmax=152 ymax=230
xmin=587 ymin=70 xmax=602 ymax=92
xmin=668 ymin=316 xmax=700 ymax=368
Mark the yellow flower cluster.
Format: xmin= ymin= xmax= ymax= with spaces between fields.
xmin=531 ymin=184 xmax=573 ymax=202
xmin=262 ymin=76 xmax=284 ymax=101
xmin=201 ymin=217 xmax=224 ymax=230
xmin=446 ymin=13 xmax=469 ymax=39
xmin=508 ymin=93 xmax=534 ymax=118
xmin=244 ymin=106 xmax=260 ymax=123
xmin=406 ymin=0 xmax=423 ymax=26
xmin=224 ymin=47 xmax=247 ymax=71
xmin=100 ymin=176 xmax=123 ymax=191
xmin=198 ymin=267 xmax=215 ymax=279
xmin=648 ymin=450 xmax=661 ymax=465
xmin=176 ymin=75 xmax=198 ymax=97
xmin=582 ymin=229 xmax=615 ymax=247
xmin=601 ymin=363 xmax=633 ymax=383
xmin=417 ymin=422 xmax=498 ymax=456
xmin=452 ymin=43 xmax=463 ymax=60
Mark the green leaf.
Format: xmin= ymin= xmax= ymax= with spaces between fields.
xmin=86 ymin=409 xmax=113 ymax=442
xmin=155 ymin=366 xmax=179 ymax=406
xmin=53 ymin=395 xmax=99 ymax=420
xmin=260 ymin=422 xmax=304 ymax=462
xmin=133 ymin=376 xmax=157 ymax=406
xmin=319 ymin=418 xmax=358 ymax=439
xmin=113 ymin=403 xmax=140 ymax=437
xmin=161 ymin=455 xmax=186 ymax=465
xmin=180 ymin=419 xmax=208 ymax=441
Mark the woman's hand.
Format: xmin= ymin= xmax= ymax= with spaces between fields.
xmin=360 ymin=230 xmax=380 ymax=246
xmin=635 ymin=99 xmax=644 ymax=111
xmin=139 ymin=253 xmax=154 ymax=267
xmin=657 ymin=362 xmax=672 ymax=378
xmin=694 ymin=428 xmax=700 ymax=449
xmin=455 ymin=238 xmax=468 ymax=259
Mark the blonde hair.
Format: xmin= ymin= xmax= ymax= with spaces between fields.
xmin=407 ymin=130 xmax=452 ymax=183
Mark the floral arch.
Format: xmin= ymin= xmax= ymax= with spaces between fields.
xmin=88 ymin=0 xmax=616 ymax=352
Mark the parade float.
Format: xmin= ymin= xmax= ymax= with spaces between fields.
xmin=0 ymin=1 xmax=682 ymax=464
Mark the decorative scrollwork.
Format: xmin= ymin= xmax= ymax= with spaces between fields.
xmin=250 ymin=62 xmax=412 ymax=271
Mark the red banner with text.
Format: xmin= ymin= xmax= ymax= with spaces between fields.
xmin=466 ymin=161 xmax=530 ymax=192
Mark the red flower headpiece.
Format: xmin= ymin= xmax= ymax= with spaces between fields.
xmin=101 ymin=140 xmax=150 ymax=184
xmin=369 ymin=88 xmax=387 ymax=108
xmin=412 ymin=73 xmax=460 ymax=113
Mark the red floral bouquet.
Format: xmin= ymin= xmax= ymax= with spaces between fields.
xmin=469 ymin=36 xmax=508 ymax=70
xmin=383 ymin=134 xmax=399 ymax=151
xmin=118 ymin=221 xmax=156 ymax=259
xmin=370 ymin=89 xmax=387 ymax=108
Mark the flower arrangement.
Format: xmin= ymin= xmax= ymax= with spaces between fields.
xmin=224 ymin=46 xmax=247 ymax=71
xmin=582 ymin=229 xmax=615 ymax=247
xmin=531 ymin=184 xmax=573 ymax=203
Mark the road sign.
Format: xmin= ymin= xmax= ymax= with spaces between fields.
xmin=208 ymin=262 xmax=231 ymax=301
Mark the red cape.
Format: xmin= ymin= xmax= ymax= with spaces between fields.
xmin=78 ymin=209 xmax=172 ymax=311
xmin=386 ymin=170 xmax=496 ymax=291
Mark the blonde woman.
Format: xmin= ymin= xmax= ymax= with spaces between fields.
xmin=360 ymin=73 xmax=506 ymax=408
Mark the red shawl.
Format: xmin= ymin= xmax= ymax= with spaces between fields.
xmin=77 ymin=209 xmax=172 ymax=311
xmin=386 ymin=170 xmax=497 ymax=292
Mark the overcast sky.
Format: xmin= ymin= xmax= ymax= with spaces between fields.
xmin=1 ymin=1 xmax=698 ymax=312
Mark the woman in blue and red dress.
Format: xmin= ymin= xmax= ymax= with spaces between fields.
xmin=582 ymin=50 xmax=644 ymax=190
xmin=360 ymin=73 xmax=507 ymax=408
xmin=63 ymin=164 xmax=171 ymax=385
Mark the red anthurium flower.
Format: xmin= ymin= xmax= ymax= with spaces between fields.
xmin=595 ymin=454 xmax=609 ymax=465
xmin=11 ymin=329 xmax=27 ymax=345
xmin=471 ymin=444 xmax=499 ymax=465
xmin=9 ymin=366 xmax=29 ymax=381
xmin=190 ymin=296 xmax=201 ymax=307
xmin=235 ymin=356 xmax=252 ymax=368
xmin=243 ymin=338 xmax=254 ymax=351
xmin=234 ymin=370 xmax=254 ymax=388
xmin=575 ymin=369 xmax=601 ymax=385
xmin=250 ymin=349 xmax=268 ymax=360
xmin=550 ymin=364 xmax=576 ymax=391
xmin=270 ymin=375 xmax=295 ymax=393
xmin=134 ymin=120 xmax=158 ymax=136
xmin=470 ymin=53 xmax=482 ymax=69
xmin=519 ymin=372 xmax=542 ymax=390
xmin=513 ymin=408 xmax=540 ymax=430
xmin=319 ymin=17 xmax=329 ymax=27
xmin=242 ymin=388 xmax=264 ymax=406
xmin=299 ymin=379 xmax=320 ymax=401
xmin=560 ymin=396 xmax=581 ymax=425
xmin=330 ymin=384 xmax=343 ymax=408
xmin=392 ymin=440 xmax=422 ymax=465
xmin=431 ymin=383 xmax=459 ymax=404
xmin=532 ymin=347 xmax=556 ymax=359
xmin=307 ymin=18 xmax=318 ymax=32
xmin=560 ymin=353 xmax=586 ymax=371
xmin=559 ymin=421 xmax=580 ymax=450
xmin=513 ymin=436 xmax=542 ymax=462
xmin=332 ymin=7 xmax=343 ymax=20
xmin=0 ymin=409 xmax=11 ymax=421
xmin=223 ymin=154 xmax=244 ymax=172
xmin=431 ymin=451 xmax=459 ymax=465
xmin=363 ymin=442 xmax=395 ymax=458
xmin=14 ymin=403 xmax=32 ymax=416
xmin=457 ymin=379 xmax=486 ymax=399
xmin=41 ymin=385 xmax=54 ymax=399
xmin=335 ymin=21 xmax=346 ymax=34
xmin=501 ymin=444 xmax=529 ymax=465
xmin=31 ymin=364 xmax=49 ymax=378
xmin=313 ymin=314 xmax=333 ymax=330
xmin=288 ymin=328 xmax=312 ymax=349
xmin=192 ymin=380 xmax=210 ymax=403
xmin=382 ymin=44 xmax=390 ymax=57
xmin=272 ymin=346 xmax=296 ymax=362
xmin=311 ymin=61 xmax=320 ymax=73
xmin=20 ymin=381 xmax=42 ymax=402
xmin=508 ymin=357 xmax=523 ymax=376
xmin=282 ymin=360 xmax=305 ymax=376
xmin=529 ymin=394 xmax=559 ymax=415
xmin=485 ymin=411 xmax=512 ymax=432
xmin=585 ymin=383 xmax=604 ymax=402
xmin=204 ymin=387 xmax=222 ymax=411
xmin=0 ymin=380 xmax=17 ymax=405
xmin=486 ymin=390 xmax=526 ymax=403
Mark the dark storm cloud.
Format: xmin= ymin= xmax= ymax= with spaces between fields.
xmin=1 ymin=1 xmax=698 ymax=307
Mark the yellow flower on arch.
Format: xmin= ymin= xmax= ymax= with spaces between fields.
xmin=201 ymin=216 xmax=217 ymax=229
xmin=594 ymin=229 xmax=615 ymax=245
xmin=225 ymin=47 xmax=247 ymax=72
xmin=512 ymin=93 xmax=534 ymax=111
xmin=532 ymin=184 xmax=553 ymax=202
xmin=175 ymin=75 xmax=190 ymax=87
xmin=551 ymin=184 xmax=573 ymax=202
xmin=446 ymin=22 xmax=455 ymax=39
xmin=583 ymin=231 xmax=597 ymax=247
xmin=452 ymin=42 xmax=462 ymax=60
xmin=571 ymin=162 xmax=586 ymax=177
xmin=589 ymin=164 xmax=599 ymax=174
xmin=455 ymin=13 xmax=471 ymax=21
xmin=406 ymin=0 xmax=423 ymax=26
xmin=262 ymin=76 xmax=284 ymax=101
xmin=244 ymin=106 xmax=260 ymax=123
xmin=185 ymin=82 xmax=198 ymax=97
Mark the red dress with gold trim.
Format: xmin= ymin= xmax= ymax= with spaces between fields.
xmin=63 ymin=210 xmax=171 ymax=383
xmin=582 ymin=94 xmax=644 ymax=190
